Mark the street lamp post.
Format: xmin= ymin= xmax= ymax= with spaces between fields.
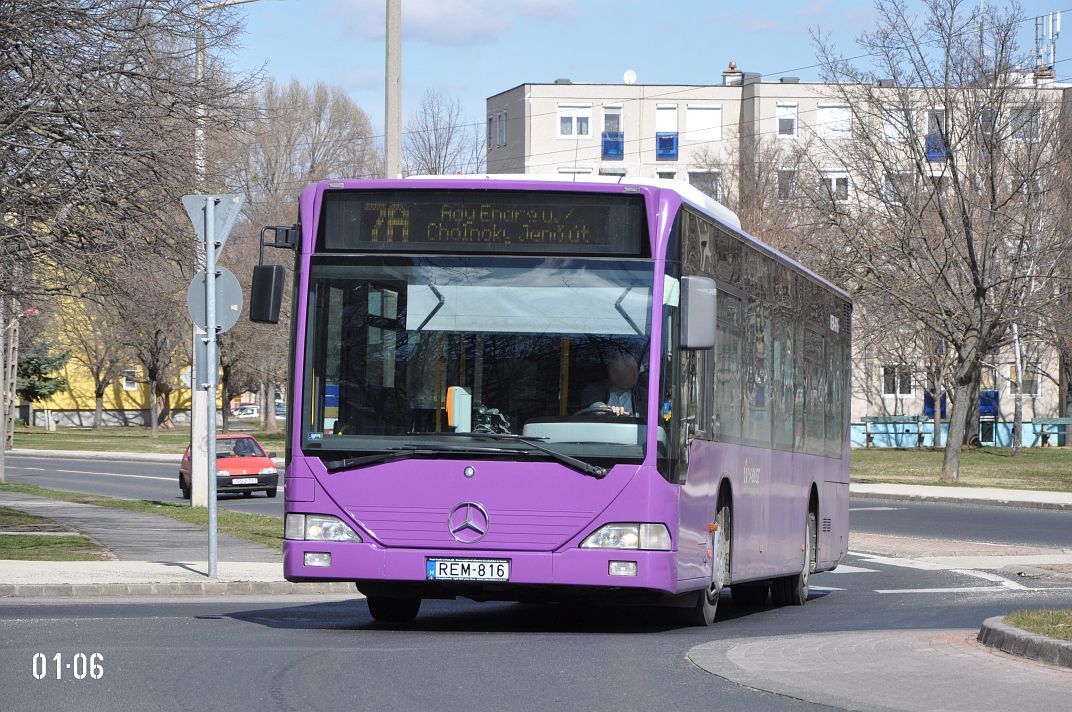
xmin=0 ymin=305 xmax=40 ymax=485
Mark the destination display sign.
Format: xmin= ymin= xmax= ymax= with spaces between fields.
xmin=316 ymin=189 xmax=648 ymax=256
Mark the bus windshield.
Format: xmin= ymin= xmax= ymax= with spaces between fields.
xmin=301 ymin=255 xmax=655 ymax=465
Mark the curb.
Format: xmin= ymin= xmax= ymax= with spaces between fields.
xmin=850 ymin=491 xmax=1072 ymax=512
xmin=0 ymin=581 xmax=357 ymax=599
xmin=977 ymin=615 xmax=1072 ymax=668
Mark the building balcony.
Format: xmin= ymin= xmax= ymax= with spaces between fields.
xmin=925 ymin=133 xmax=947 ymax=161
xmin=656 ymin=132 xmax=678 ymax=161
xmin=601 ymin=131 xmax=624 ymax=160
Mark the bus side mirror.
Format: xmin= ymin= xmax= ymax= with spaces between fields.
xmin=680 ymin=275 xmax=716 ymax=350
xmin=249 ymin=264 xmax=285 ymax=324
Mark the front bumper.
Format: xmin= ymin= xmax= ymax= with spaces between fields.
xmin=216 ymin=473 xmax=278 ymax=493
xmin=283 ymin=540 xmax=680 ymax=598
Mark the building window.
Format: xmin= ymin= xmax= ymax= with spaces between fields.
xmin=1010 ymin=105 xmax=1041 ymax=142
xmin=820 ymin=170 xmax=850 ymax=202
xmin=776 ymin=102 xmax=798 ymax=138
xmin=816 ymin=103 xmax=851 ymax=140
xmin=686 ymin=104 xmax=721 ymax=142
xmin=122 ymin=368 xmax=139 ymax=391
xmin=487 ymin=116 xmax=494 ymax=149
xmin=688 ymin=170 xmax=721 ymax=200
xmin=777 ymin=169 xmax=797 ymax=199
xmin=557 ymin=104 xmax=591 ymax=138
xmin=1010 ymin=363 xmax=1041 ymax=397
xmin=497 ymin=111 xmax=507 ymax=146
xmin=925 ymin=109 xmax=947 ymax=161
xmin=883 ymin=107 xmax=912 ymax=142
xmin=881 ymin=365 xmax=913 ymax=397
xmin=655 ymin=104 xmax=678 ymax=160
xmin=883 ymin=172 xmax=912 ymax=204
xmin=602 ymin=104 xmax=623 ymax=160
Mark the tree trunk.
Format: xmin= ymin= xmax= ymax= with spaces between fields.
xmin=941 ymin=379 xmax=975 ymax=483
xmin=148 ymin=378 xmax=159 ymax=438
xmin=94 ymin=390 xmax=104 ymax=430
xmin=261 ymin=380 xmax=278 ymax=432
xmin=962 ymin=365 xmax=980 ymax=446
xmin=932 ymin=408 xmax=942 ymax=450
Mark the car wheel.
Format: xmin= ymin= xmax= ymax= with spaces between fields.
xmin=366 ymin=596 xmax=421 ymax=623
xmin=180 ymin=484 xmax=191 ymax=499
xmin=265 ymin=487 xmax=277 ymax=498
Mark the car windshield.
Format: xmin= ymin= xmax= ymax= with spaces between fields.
xmin=219 ymin=437 xmax=265 ymax=458
xmin=301 ymin=255 xmax=656 ymax=464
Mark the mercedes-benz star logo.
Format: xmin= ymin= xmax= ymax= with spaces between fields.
xmin=448 ymin=502 xmax=489 ymax=544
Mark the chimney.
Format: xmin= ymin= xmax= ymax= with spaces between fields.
xmin=722 ymin=61 xmax=742 ymax=86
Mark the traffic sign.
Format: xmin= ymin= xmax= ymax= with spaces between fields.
xmin=187 ymin=268 xmax=243 ymax=333
xmin=182 ymin=194 xmax=244 ymax=251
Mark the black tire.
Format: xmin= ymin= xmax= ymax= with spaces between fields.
xmin=265 ymin=487 xmax=277 ymax=498
xmin=366 ymin=596 xmax=421 ymax=623
xmin=732 ymin=581 xmax=770 ymax=606
xmin=180 ymin=484 xmax=191 ymax=500
xmin=683 ymin=497 xmax=731 ymax=626
xmin=772 ymin=511 xmax=816 ymax=606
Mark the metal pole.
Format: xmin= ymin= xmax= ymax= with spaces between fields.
xmin=3 ymin=300 xmax=18 ymax=451
xmin=204 ymin=197 xmax=219 ymax=578
xmin=191 ymin=7 xmax=209 ymax=509
xmin=384 ymin=0 xmax=402 ymax=178
xmin=0 ymin=300 xmax=7 ymax=484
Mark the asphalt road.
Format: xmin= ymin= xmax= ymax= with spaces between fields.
xmin=3 ymin=558 xmax=1071 ymax=712
xmin=4 ymin=454 xmax=1072 ymax=710
xmin=3 ymin=454 xmax=283 ymax=517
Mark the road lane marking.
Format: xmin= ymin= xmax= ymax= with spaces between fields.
xmin=52 ymin=468 xmax=174 ymax=482
xmin=849 ymin=506 xmax=905 ymax=511
xmin=824 ymin=564 xmax=879 ymax=574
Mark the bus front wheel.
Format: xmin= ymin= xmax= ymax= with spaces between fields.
xmin=366 ymin=596 xmax=421 ymax=623
xmin=772 ymin=511 xmax=815 ymax=606
xmin=684 ymin=498 xmax=730 ymax=626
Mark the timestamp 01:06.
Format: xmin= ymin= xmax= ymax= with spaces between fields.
xmin=32 ymin=653 xmax=104 ymax=680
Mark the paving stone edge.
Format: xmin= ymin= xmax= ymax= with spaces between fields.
xmin=853 ymin=491 xmax=1072 ymax=512
xmin=0 ymin=581 xmax=357 ymax=598
xmin=977 ymin=615 xmax=1072 ymax=668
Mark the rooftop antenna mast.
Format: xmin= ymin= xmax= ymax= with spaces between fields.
xmin=1049 ymin=12 xmax=1062 ymax=69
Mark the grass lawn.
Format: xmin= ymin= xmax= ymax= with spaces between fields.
xmin=0 ymin=506 xmax=109 ymax=561
xmin=1006 ymin=609 xmax=1072 ymax=642
xmin=0 ymin=484 xmax=282 ymax=551
xmin=13 ymin=425 xmax=286 ymax=455
xmin=850 ymin=447 xmax=1072 ymax=492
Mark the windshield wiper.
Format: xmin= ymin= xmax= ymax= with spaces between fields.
xmin=407 ymin=431 xmax=607 ymax=479
xmin=323 ymin=443 xmax=531 ymax=473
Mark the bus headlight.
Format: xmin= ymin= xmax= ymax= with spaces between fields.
xmin=285 ymin=514 xmax=362 ymax=542
xmin=581 ymin=523 xmax=671 ymax=551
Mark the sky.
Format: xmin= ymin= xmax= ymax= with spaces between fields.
xmin=221 ymin=0 xmax=1068 ymax=138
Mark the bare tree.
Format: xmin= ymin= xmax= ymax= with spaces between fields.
xmin=807 ymin=0 xmax=1072 ymax=480
xmin=221 ymin=79 xmax=381 ymax=429
xmin=53 ymin=296 xmax=127 ymax=429
xmin=403 ymin=89 xmax=484 ymax=176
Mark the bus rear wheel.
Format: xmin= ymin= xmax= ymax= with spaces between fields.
xmin=772 ymin=511 xmax=815 ymax=606
xmin=366 ymin=595 xmax=421 ymax=623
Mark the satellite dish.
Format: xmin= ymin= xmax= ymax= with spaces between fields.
xmin=623 ymin=69 xmax=637 ymax=85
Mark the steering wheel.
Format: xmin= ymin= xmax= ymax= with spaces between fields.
xmin=572 ymin=403 xmax=618 ymax=417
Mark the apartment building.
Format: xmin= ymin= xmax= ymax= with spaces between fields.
xmin=486 ymin=65 xmax=1072 ymax=446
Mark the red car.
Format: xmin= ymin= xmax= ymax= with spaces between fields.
xmin=179 ymin=434 xmax=279 ymax=499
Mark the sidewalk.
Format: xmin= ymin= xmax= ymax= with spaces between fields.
xmin=850 ymin=482 xmax=1072 ymax=511
xmin=0 ymin=489 xmax=350 ymax=598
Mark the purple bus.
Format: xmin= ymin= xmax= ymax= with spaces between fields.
xmin=251 ymin=176 xmax=851 ymax=626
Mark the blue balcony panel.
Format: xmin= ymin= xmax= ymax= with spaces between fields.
xmin=656 ymin=132 xmax=678 ymax=161
xmin=601 ymin=131 xmax=624 ymax=160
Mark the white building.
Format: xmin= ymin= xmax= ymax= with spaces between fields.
xmin=486 ymin=66 xmax=1072 ymax=446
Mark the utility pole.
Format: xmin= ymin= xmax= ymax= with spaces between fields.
xmin=191 ymin=0 xmax=263 ymax=509
xmin=385 ymin=0 xmax=402 ymax=178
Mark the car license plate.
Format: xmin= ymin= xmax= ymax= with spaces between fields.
xmin=231 ymin=477 xmax=257 ymax=485
xmin=426 ymin=558 xmax=509 ymax=582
